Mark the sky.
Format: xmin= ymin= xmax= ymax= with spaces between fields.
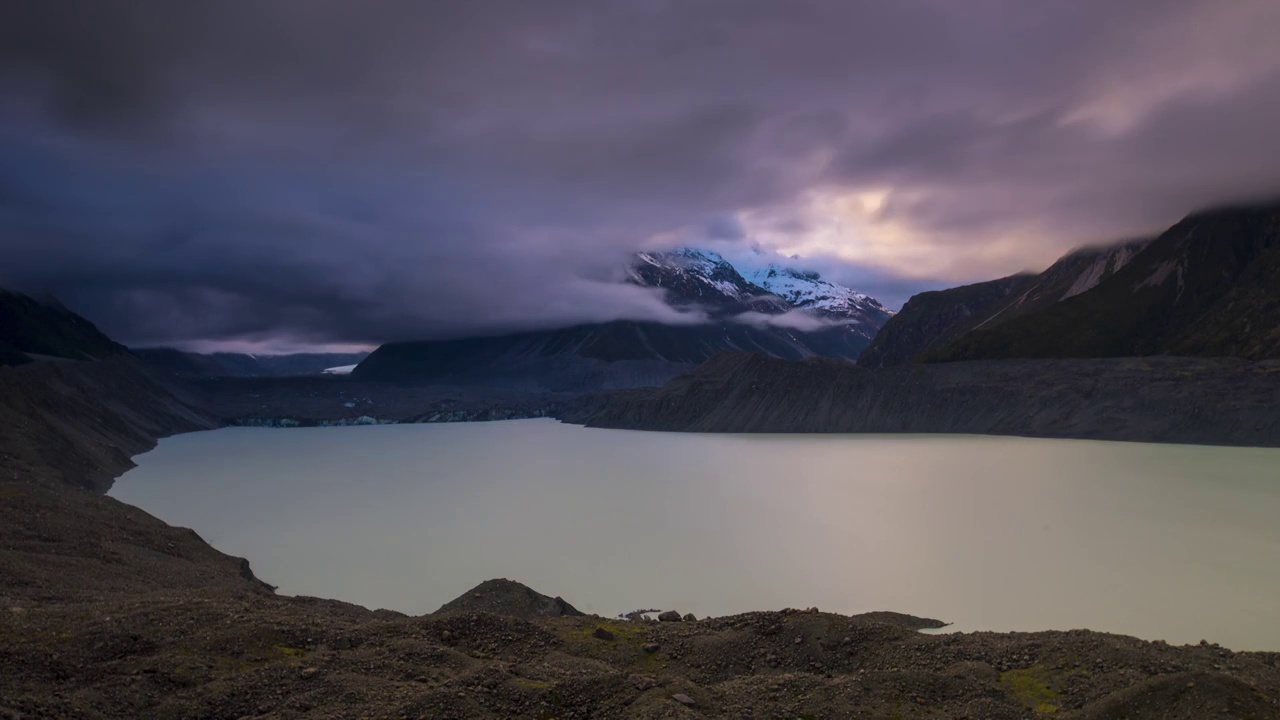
xmin=3 ymin=1 xmax=1280 ymax=351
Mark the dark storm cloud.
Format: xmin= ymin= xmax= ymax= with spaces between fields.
xmin=1 ymin=0 xmax=1278 ymax=347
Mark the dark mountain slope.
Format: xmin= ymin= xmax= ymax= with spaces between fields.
xmin=858 ymin=238 xmax=1150 ymax=368
xmin=351 ymin=319 xmax=867 ymax=389
xmin=566 ymin=351 xmax=1280 ymax=446
xmin=131 ymin=347 xmax=230 ymax=377
xmin=856 ymin=275 xmax=1033 ymax=368
xmin=134 ymin=347 xmax=368 ymax=378
xmin=0 ymin=356 xmax=219 ymax=492
xmin=0 ymin=289 xmax=128 ymax=366
xmin=931 ymin=202 xmax=1280 ymax=361
xmin=0 ymin=338 xmax=29 ymax=366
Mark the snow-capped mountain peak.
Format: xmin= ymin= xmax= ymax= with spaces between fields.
xmin=629 ymin=248 xmax=892 ymax=335
xmin=633 ymin=248 xmax=752 ymax=300
xmin=744 ymin=263 xmax=883 ymax=316
xmin=630 ymin=248 xmax=787 ymax=313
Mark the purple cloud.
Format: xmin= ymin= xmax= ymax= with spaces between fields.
xmin=1 ymin=1 xmax=1277 ymax=348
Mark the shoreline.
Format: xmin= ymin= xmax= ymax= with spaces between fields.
xmin=111 ymin=417 xmax=1280 ymax=653
xmin=4 ymin=357 xmax=1280 ymax=717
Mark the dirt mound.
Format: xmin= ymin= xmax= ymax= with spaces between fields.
xmin=436 ymin=578 xmax=585 ymax=619
xmin=1075 ymin=671 xmax=1276 ymax=720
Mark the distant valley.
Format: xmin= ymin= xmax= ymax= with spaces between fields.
xmin=132 ymin=347 xmax=370 ymax=379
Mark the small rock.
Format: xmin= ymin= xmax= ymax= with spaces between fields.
xmin=682 ymin=613 xmax=697 ymax=622
xmin=631 ymin=674 xmax=658 ymax=691
xmin=592 ymin=627 xmax=616 ymax=641
xmin=642 ymin=642 xmax=661 ymax=654
xmin=793 ymin=637 xmax=803 ymax=645
xmin=658 ymin=611 xmax=683 ymax=622
xmin=672 ymin=693 xmax=695 ymax=706
xmin=441 ymin=630 xmax=453 ymax=642
xmin=300 ymin=667 xmax=318 ymax=679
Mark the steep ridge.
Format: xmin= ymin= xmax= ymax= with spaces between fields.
xmin=858 ymin=238 xmax=1150 ymax=368
xmin=856 ymin=275 xmax=1034 ymax=368
xmin=567 ymin=351 xmax=1280 ymax=446
xmin=0 ymin=289 xmax=128 ymax=366
xmin=931 ymin=202 xmax=1280 ymax=361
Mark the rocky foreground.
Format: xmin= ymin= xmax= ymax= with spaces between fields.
xmin=6 ymin=571 xmax=1280 ymax=720
xmin=3 ymin=359 xmax=1280 ymax=719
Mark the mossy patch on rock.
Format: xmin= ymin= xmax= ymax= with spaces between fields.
xmin=1001 ymin=664 xmax=1060 ymax=714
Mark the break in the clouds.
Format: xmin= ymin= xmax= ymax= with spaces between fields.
xmin=2 ymin=0 xmax=1279 ymax=348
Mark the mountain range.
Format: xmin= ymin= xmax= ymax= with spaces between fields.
xmin=3 ymin=199 xmax=1280 ymax=445
xmin=856 ymin=239 xmax=1151 ymax=367
xmin=861 ymin=200 xmax=1280 ymax=366
xmin=572 ymin=200 xmax=1280 ymax=441
xmin=351 ymin=249 xmax=891 ymax=389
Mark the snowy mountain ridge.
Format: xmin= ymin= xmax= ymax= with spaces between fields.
xmin=630 ymin=248 xmax=791 ymax=315
xmin=633 ymin=248 xmax=760 ymax=302
xmin=743 ymin=263 xmax=888 ymax=318
xmin=630 ymin=248 xmax=891 ymax=333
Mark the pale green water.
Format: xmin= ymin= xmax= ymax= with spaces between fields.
xmin=112 ymin=419 xmax=1280 ymax=650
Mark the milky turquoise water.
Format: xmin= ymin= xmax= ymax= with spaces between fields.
xmin=112 ymin=419 xmax=1280 ymax=650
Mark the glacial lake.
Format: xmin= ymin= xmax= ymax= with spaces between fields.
xmin=112 ymin=419 xmax=1280 ymax=650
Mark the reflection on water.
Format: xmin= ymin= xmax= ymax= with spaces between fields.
xmin=112 ymin=419 xmax=1280 ymax=650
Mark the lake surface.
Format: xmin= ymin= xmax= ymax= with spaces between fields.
xmin=112 ymin=420 xmax=1280 ymax=650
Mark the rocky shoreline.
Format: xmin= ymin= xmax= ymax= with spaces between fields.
xmin=3 ymin=357 xmax=1280 ymax=718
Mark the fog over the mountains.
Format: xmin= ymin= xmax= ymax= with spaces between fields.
xmin=2 ymin=0 xmax=1279 ymax=349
